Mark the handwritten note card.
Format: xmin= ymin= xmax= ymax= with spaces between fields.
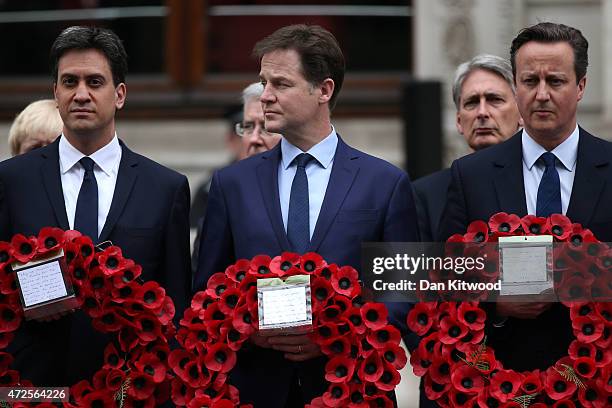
xmin=262 ymin=286 xmax=308 ymax=326
xmin=16 ymin=260 xmax=68 ymax=307
xmin=499 ymin=235 xmax=553 ymax=295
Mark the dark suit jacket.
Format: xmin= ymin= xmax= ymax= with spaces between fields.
xmin=0 ymin=138 xmax=191 ymax=385
xmin=195 ymin=136 xmax=419 ymax=407
xmin=413 ymin=169 xmax=451 ymax=242
xmin=438 ymin=127 xmax=612 ymax=371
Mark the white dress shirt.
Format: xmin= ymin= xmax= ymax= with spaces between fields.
xmin=522 ymin=125 xmax=579 ymax=215
xmin=59 ymin=134 xmax=122 ymax=237
xmin=279 ymin=128 xmax=338 ymax=239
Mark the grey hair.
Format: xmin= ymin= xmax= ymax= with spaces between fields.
xmin=452 ymin=54 xmax=515 ymax=110
xmin=241 ymin=82 xmax=264 ymax=105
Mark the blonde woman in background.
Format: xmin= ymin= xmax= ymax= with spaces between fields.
xmin=8 ymin=99 xmax=62 ymax=156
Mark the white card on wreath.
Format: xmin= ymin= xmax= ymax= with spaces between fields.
xmin=257 ymin=275 xmax=313 ymax=334
xmin=499 ymin=235 xmax=553 ymax=296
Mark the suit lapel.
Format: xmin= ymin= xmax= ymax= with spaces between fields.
xmin=99 ymin=142 xmax=138 ymax=242
xmin=40 ymin=140 xmax=70 ymax=230
xmin=256 ymin=145 xmax=291 ymax=251
xmin=566 ymin=128 xmax=608 ymax=226
xmin=309 ymin=137 xmax=359 ymax=252
xmin=492 ymin=133 xmax=528 ymax=216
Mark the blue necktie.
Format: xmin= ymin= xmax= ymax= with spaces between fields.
xmin=74 ymin=157 xmax=98 ymax=242
xmin=287 ymin=153 xmax=314 ymax=254
xmin=536 ymin=152 xmax=562 ymax=217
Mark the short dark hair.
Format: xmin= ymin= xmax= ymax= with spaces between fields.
xmin=253 ymin=24 xmax=345 ymax=109
xmin=50 ymin=26 xmax=128 ymax=86
xmin=510 ymin=22 xmax=588 ymax=83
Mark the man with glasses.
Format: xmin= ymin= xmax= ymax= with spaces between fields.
xmin=236 ymin=82 xmax=282 ymax=157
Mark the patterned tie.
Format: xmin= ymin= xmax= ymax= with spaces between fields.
xmin=287 ymin=153 xmax=314 ymax=254
xmin=536 ymin=152 xmax=562 ymax=217
xmin=74 ymin=157 xmax=98 ymax=242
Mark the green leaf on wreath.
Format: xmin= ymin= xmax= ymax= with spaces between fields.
xmin=114 ymin=375 xmax=131 ymax=408
xmin=511 ymin=393 xmax=539 ymax=408
xmin=554 ymin=364 xmax=586 ymax=389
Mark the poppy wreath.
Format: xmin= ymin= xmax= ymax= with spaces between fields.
xmin=0 ymin=228 xmax=176 ymax=407
xmin=170 ymin=252 xmax=407 ymax=407
xmin=407 ymin=213 xmax=611 ymax=407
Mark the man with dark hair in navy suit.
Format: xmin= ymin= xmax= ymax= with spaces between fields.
xmin=0 ymin=26 xmax=191 ymax=386
xmin=195 ymin=24 xmax=419 ymax=407
xmin=440 ymin=22 xmax=612 ymax=373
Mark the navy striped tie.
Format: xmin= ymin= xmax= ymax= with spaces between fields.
xmin=74 ymin=157 xmax=98 ymax=242
xmin=287 ymin=153 xmax=314 ymax=254
xmin=536 ymin=152 xmax=562 ymax=217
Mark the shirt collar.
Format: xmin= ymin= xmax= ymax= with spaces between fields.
xmin=281 ymin=126 xmax=338 ymax=170
xmin=522 ymin=125 xmax=579 ymax=171
xmin=59 ymin=134 xmax=122 ymax=176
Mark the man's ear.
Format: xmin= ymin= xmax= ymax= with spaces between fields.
xmin=318 ymin=78 xmax=335 ymax=104
xmin=455 ymin=111 xmax=464 ymax=135
xmin=115 ymin=83 xmax=127 ymax=110
xmin=576 ymin=76 xmax=586 ymax=102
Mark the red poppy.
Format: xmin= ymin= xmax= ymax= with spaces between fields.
xmin=320 ymin=336 xmax=351 ymax=356
xmin=134 ymin=314 xmax=163 ymax=342
xmin=428 ymin=355 xmax=451 ymax=384
xmin=325 ymin=355 xmax=356 ymax=383
xmin=344 ymin=306 xmax=366 ymax=335
xmin=568 ymin=339 xmax=596 ymax=361
xmin=180 ymin=360 xmax=211 ymax=389
xmin=488 ymin=212 xmax=521 ymax=235
xmin=10 ymin=234 xmax=37 ymax=263
xmin=360 ymin=303 xmax=388 ymax=331
xmin=214 ymin=287 xmax=239 ymax=316
xmin=451 ymin=364 xmax=484 ymax=394
xmin=489 ymin=369 xmax=522 ymax=402
xmin=0 ymin=242 xmax=13 ymax=270
xmin=81 ymin=390 xmax=115 ymax=407
xmin=366 ymin=325 xmax=401 ymax=349
xmin=593 ymin=346 xmax=612 ymax=368
xmin=521 ymin=215 xmax=549 ymax=235
xmin=268 ymin=253 xmax=301 ymax=277
xmin=464 ymin=220 xmax=489 ymax=243
xmin=319 ymin=304 xmax=342 ymax=324
xmin=447 ymin=387 xmax=476 ymax=407
xmin=356 ymin=351 xmax=384 ymax=382
xmin=92 ymin=307 xmax=132 ymax=333
xmin=205 ymin=273 xmax=232 ymax=299
xmin=311 ymin=276 xmax=334 ymax=307
xmin=572 ymin=315 xmax=604 ymax=343
xmin=98 ymin=246 xmax=128 ymax=276
xmin=190 ymin=291 xmax=215 ymax=314
xmin=322 ymin=382 xmax=349 ymax=407
xmin=135 ymin=281 xmax=166 ymax=310
xmin=544 ymin=365 xmax=577 ymax=400
xmin=423 ymin=374 xmax=451 ymax=401
xmin=219 ymin=324 xmax=248 ymax=351
xmin=577 ymin=380 xmax=607 ymax=408
xmin=572 ymin=356 xmax=597 ymax=379
xmin=128 ymin=371 xmax=157 ymax=400
xmin=546 ymin=214 xmax=572 ymax=240
xmin=248 ymin=254 xmax=274 ymax=277
xmin=520 ymin=370 xmax=543 ymax=394
xmin=331 ymin=266 xmax=360 ymax=298
xmin=170 ymin=377 xmax=195 ymax=406
xmin=95 ymin=367 xmax=125 ymax=391
xmin=597 ymin=365 xmax=611 ymax=394
xmin=379 ymin=342 xmax=407 ymax=371
xmin=37 ymin=227 xmax=65 ymax=254
xmin=204 ymin=343 xmax=236 ymax=373
xmin=157 ymin=295 xmax=175 ymax=326
xmin=300 ymin=252 xmax=326 ymax=273
xmin=169 ymin=349 xmax=196 ymax=379
xmin=457 ymin=302 xmax=485 ymax=331
xmin=134 ymin=353 xmax=167 ymax=384
xmin=439 ymin=316 xmax=467 ymax=344
xmin=232 ymin=304 xmax=255 ymax=335
xmin=0 ymin=304 xmax=21 ymax=333
xmin=375 ymin=361 xmax=401 ymax=392
xmin=313 ymin=322 xmax=339 ymax=343
xmin=225 ymin=259 xmax=251 ymax=283
xmin=407 ymin=302 xmax=437 ymax=336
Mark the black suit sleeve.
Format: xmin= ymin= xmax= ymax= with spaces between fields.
xmin=0 ymin=177 xmax=11 ymax=242
xmin=414 ymin=185 xmax=433 ymax=242
xmin=163 ymin=176 xmax=191 ymax=318
xmin=193 ymin=171 xmax=235 ymax=292
xmin=438 ymin=160 xmax=468 ymax=241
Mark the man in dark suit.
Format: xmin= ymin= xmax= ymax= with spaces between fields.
xmin=0 ymin=26 xmax=191 ymax=385
xmin=440 ymin=22 xmax=612 ymax=372
xmin=414 ymin=54 xmax=521 ymax=242
xmin=195 ymin=24 xmax=419 ymax=407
